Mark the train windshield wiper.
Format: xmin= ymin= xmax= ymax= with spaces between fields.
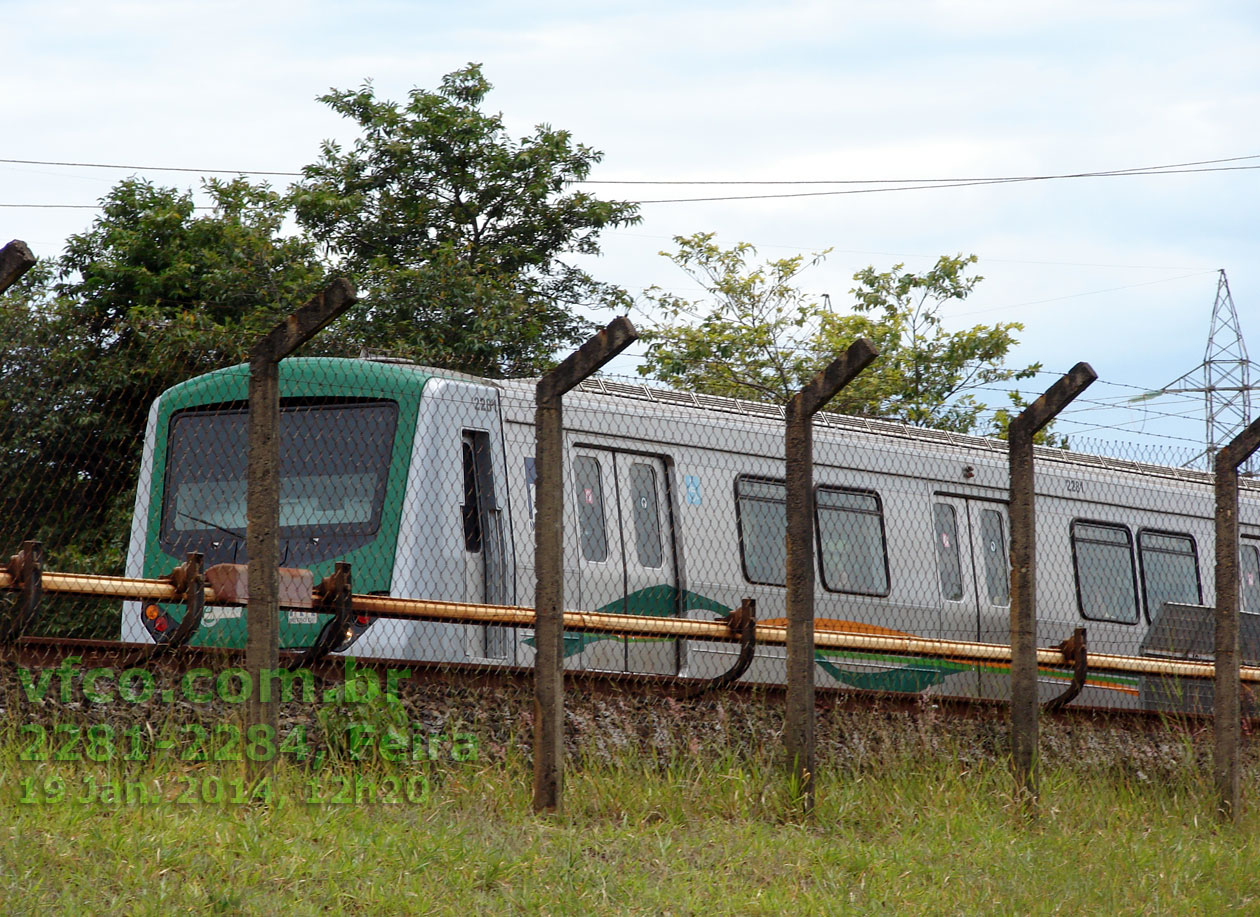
xmin=178 ymin=512 xmax=245 ymax=541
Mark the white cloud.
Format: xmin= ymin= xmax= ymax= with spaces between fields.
xmin=5 ymin=0 xmax=1259 ymax=452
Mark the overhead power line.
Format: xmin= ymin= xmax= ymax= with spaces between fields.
xmin=4 ymin=152 xmax=1257 ymax=184
xmin=950 ymin=271 xmax=1219 ymax=318
xmin=0 ymin=203 xmax=215 ymax=211
xmin=583 ymin=154 xmax=1260 ymax=184
xmin=630 ymin=163 xmax=1260 ymax=204
xmin=0 ymin=158 xmax=300 ymax=177
xmin=1 ymin=153 xmax=1258 ymax=208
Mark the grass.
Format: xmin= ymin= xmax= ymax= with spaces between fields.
xmin=0 ymin=727 xmax=1258 ymax=916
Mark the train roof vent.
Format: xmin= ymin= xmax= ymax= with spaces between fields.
xmin=841 ymin=415 xmax=913 ymax=438
xmin=599 ymin=380 xmax=651 ymax=399
xmin=418 ymin=366 xmax=502 ymax=387
xmin=578 ymin=378 xmax=637 ymax=399
xmin=745 ymin=401 xmax=785 ymax=419
xmin=358 ymin=348 xmax=417 ymax=365
xmin=692 ymin=393 xmax=738 ymax=411
xmin=654 ymin=389 xmax=701 ymax=408
xmin=356 ymin=349 xmax=499 ymax=387
xmin=915 ymin=427 xmax=957 ymax=446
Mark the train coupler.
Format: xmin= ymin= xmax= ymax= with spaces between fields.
xmin=154 ymin=553 xmax=206 ymax=650
xmin=291 ymin=562 xmax=355 ymax=670
xmin=0 ymin=540 xmax=43 ymax=645
xmin=680 ymin=597 xmax=757 ymax=699
xmin=1044 ymin=627 xmax=1088 ymax=712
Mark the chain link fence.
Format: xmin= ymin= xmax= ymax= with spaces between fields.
xmin=2 ymin=263 xmax=1259 ymax=727
xmin=1 ymin=344 xmax=1251 ymax=698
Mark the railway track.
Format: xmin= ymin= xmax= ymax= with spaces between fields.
xmin=0 ymin=635 xmax=1233 ymax=736
xmin=1 ymin=559 xmax=1249 ymax=730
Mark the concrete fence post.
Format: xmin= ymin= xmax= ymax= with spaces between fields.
xmin=246 ymin=279 xmax=356 ymax=775
xmin=1213 ymin=416 xmax=1260 ymax=822
xmin=1008 ymin=362 xmax=1095 ymax=804
xmin=0 ymin=240 xmax=37 ymax=294
xmin=533 ymin=316 xmax=637 ymax=814
xmin=784 ymin=338 xmax=879 ymax=814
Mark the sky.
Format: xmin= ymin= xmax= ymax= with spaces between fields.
xmin=5 ymin=0 xmax=1260 ymax=463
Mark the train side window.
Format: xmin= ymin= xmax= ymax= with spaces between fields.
xmin=1071 ymin=521 xmax=1139 ymax=624
xmin=1138 ymin=530 xmax=1202 ymax=620
xmin=979 ymin=509 xmax=1010 ymax=606
xmin=1242 ymin=543 xmax=1260 ymax=614
xmin=629 ymin=463 xmax=664 ymax=568
xmin=573 ymin=456 xmax=609 ymax=562
xmin=817 ymin=488 xmax=889 ymax=596
xmin=736 ymin=477 xmax=786 ymax=586
xmin=932 ymin=503 xmax=964 ymax=601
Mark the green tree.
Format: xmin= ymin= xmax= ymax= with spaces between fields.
xmin=291 ymin=63 xmax=640 ymax=377
xmin=0 ymin=177 xmax=326 ymax=601
xmin=639 ymin=233 xmax=1048 ymax=439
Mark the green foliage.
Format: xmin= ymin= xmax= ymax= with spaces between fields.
xmin=989 ymin=391 xmax=1071 ymax=449
xmin=0 ymin=178 xmax=326 ymax=589
xmin=2 ymin=65 xmax=639 ymax=605
xmin=638 ymin=233 xmax=828 ymax=403
xmin=640 ymin=234 xmax=1051 ymax=439
xmin=292 ymin=63 xmax=640 ymax=377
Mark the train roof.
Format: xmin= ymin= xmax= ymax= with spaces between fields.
xmin=175 ymin=357 xmax=1251 ymax=495
xmin=497 ymin=375 xmax=1254 ymax=494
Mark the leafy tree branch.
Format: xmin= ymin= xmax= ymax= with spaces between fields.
xmin=640 ymin=234 xmax=1059 ymax=442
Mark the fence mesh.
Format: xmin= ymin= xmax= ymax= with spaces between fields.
xmin=0 ymin=334 xmax=1257 ymax=715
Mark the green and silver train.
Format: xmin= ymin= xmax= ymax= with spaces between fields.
xmin=125 ymin=356 xmax=1260 ymax=707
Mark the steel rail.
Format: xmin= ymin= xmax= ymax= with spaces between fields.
xmin=3 ymin=569 xmax=1253 ymax=683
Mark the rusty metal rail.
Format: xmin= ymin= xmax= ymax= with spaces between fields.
xmin=2 ymin=565 xmax=1255 ymax=684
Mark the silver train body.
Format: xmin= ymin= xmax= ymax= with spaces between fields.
xmin=128 ymin=360 xmax=1260 ymax=709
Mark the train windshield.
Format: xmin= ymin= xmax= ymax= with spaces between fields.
xmin=159 ymin=401 xmax=398 ymax=545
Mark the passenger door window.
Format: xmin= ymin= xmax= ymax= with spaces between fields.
xmin=735 ymin=477 xmax=787 ymax=586
xmin=978 ymin=508 xmax=1010 ymax=606
xmin=933 ymin=503 xmax=964 ymax=601
xmin=573 ymin=455 xmax=609 ymax=563
xmin=628 ymin=463 xmax=664 ymax=568
xmin=1242 ymin=542 xmax=1260 ymax=614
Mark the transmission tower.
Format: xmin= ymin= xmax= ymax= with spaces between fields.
xmin=1135 ymin=270 xmax=1259 ymax=471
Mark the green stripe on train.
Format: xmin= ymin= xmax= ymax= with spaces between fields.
xmin=529 ymin=585 xmax=728 ymax=657
xmin=549 ymin=586 xmax=1141 ymax=695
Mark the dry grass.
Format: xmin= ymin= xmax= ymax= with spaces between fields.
xmin=0 ymin=717 xmax=1257 ymax=915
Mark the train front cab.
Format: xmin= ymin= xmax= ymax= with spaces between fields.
xmin=349 ymin=375 xmax=516 ymax=664
xmin=123 ymin=360 xmax=517 ymax=664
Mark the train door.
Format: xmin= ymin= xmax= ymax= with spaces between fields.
xmin=929 ymin=495 xmax=1010 ymax=641
xmin=617 ymin=456 xmax=678 ymax=675
xmin=969 ymin=503 xmax=1012 ymax=643
xmin=931 ymin=495 xmax=1011 ymax=695
xmin=570 ymin=447 xmax=678 ymax=674
xmin=461 ymin=429 xmax=511 ymax=659
xmin=1241 ymin=536 xmax=1260 ymax=660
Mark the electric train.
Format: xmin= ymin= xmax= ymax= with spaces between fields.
xmin=122 ymin=356 xmax=1260 ymax=708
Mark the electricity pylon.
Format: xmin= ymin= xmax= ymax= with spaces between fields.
xmin=1133 ymin=270 xmax=1258 ymax=472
